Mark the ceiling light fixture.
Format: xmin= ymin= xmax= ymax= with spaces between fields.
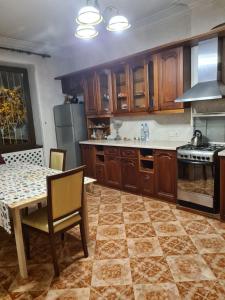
xmin=75 ymin=1 xmax=131 ymax=39
xmin=75 ymin=24 xmax=98 ymax=39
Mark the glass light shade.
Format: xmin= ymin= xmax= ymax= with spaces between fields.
xmin=107 ymin=15 xmax=131 ymax=32
xmin=75 ymin=25 xmax=98 ymax=39
xmin=76 ymin=6 xmax=103 ymax=25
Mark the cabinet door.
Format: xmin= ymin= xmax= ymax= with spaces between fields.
xmin=155 ymin=150 xmax=177 ymax=202
xmin=83 ymin=73 xmax=98 ymax=115
xmin=105 ymin=156 xmax=122 ymax=188
xmin=140 ymin=172 xmax=154 ymax=196
xmin=96 ymin=164 xmax=105 ymax=185
xmin=220 ymin=157 xmax=225 ymax=220
xmin=121 ymin=158 xmax=139 ymax=193
xmin=96 ymin=69 xmax=113 ymax=114
xmin=130 ymin=59 xmax=149 ymax=112
xmin=81 ymin=145 xmax=95 ymax=178
xmin=112 ymin=64 xmax=130 ymax=113
xmin=157 ymin=47 xmax=184 ymax=110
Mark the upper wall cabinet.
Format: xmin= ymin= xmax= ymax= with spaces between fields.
xmin=129 ymin=58 xmax=150 ymax=112
xmin=112 ymin=64 xmax=130 ymax=113
xmin=83 ymin=72 xmax=98 ymax=115
xmin=153 ymin=47 xmax=191 ymax=111
xmin=96 ymin=69 xmax=113 ymax=115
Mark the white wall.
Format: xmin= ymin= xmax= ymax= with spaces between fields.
xmin=0 ymin=50 xmax=70 ymax=162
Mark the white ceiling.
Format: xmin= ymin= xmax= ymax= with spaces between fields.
xmin=0 ymin=0 xmax=199 ymax=55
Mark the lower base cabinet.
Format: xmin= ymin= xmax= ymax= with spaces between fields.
xmin=81 ymin=144 xmax=177 ymax=202
xmin=105 ymin=155 xmax=122 ymax=189
xmin=96 ymin=164 xmax=105 ymax=185
xmin=140 ymin=172 xmax=154 ymax=196
xmin=121 ymin=158 xmax=139 ymax=193
xmin=220 ymin=157 xmax=225 ymax=220
xmin=154 ymin=150 xmax=177 ymax=202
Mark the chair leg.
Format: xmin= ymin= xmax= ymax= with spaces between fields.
xmin=49 ymin=234 xmax=59 ymax=277
xmin=80 ymin=221 xmax=88 ymax=258
xmin=22 ymin=225 xmax=30 ymax=260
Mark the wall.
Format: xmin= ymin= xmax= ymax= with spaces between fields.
xmin=0 ymin=50 xmax=70 ymax=162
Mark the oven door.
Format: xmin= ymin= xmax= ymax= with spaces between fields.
xmin=177 ymin=159 xmax=215 ymax=209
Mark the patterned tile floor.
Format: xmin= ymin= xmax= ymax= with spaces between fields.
xmin=1 ymin=185 xmax=225 ymax=299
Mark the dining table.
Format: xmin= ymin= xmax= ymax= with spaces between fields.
xmin=0 ymin=162 xmax=96 ymax=279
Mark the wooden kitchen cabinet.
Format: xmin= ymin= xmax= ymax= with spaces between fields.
xmin=153 ymin=47 xmax=191 ymax=111
xmin=96 ymin=164 xmax=105 ymax=185
xmin=81 ymin=144 xmax=95 ymax=178
xmin=96 ymin=69 xmax=113 ymax=115
xmin=140 ymin=172 xmax=154 ymax=196
xmin=129 ymin=58 xmax=149 ymax=112
xmin=121 ymin=158 xmax=139 ymax=193
xmin=105 ymin=155 xmax=122 ymax=188
xmin=155 ymin=150 xmax=177 ymax=202
xmin=112 ymin=64 xmax=130 ymax=113
xmin=220 ymin=157 xmax=225 ymax=220
xmin=83 ymin=72 xmax=98 ymax=115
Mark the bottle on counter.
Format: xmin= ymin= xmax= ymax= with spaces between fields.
xmin=140 ymin=124 xmax=145 ymax=141
xmin=144 ymin=123 xmax=150 ymax=141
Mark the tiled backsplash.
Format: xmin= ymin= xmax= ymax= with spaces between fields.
xmin=110 ymin=109 xmax=192 ymax=141
xmin=194 ymin=117 xmax=225 ymax=143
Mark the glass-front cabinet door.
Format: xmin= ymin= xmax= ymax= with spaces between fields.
xmin=112 ymin=64 xmax=130 ymax=113
xmin=96 ymin=69 xmax=113 ymax=114
xmin=129 ymin=58 xmax=149 ymax=112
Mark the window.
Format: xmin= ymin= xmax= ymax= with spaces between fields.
xmin=0 ymin=66 xmax=36 ymax=152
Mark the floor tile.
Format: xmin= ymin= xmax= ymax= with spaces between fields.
xmin=125 ymin=223 xmax=156 ymax=238
xmin=144 ymin=199 xmax=170 ymax=211
xmin=98 ymin=213 xmax=124 ymax=225
xmin=203 ymin=253 xmax=225 ymax=279
xmin=51 ymin=261 xmax=93 ymax=289
xmin=101 ymin=189 xmax=121 ymax=197
xmin=88 ymin=205 xmax=99 ymax=215
xmin=95 ymin=240 xmax=128 ymax=259
xmin=207 ymin=218 xmax=225 ymax=234
xmin=133 ymin=283 xmax=180 ymax=300
xmin=9 ymin=264 xmax=54 ymax=293
xmin=87 ymin=196 xmax=101 ymax=206
xmin=190 ymin=234 xmax=225 ymax=254
xmin=166 ymin=255 xmax=216 ymax=282
xmin=172 ymin=209 xmax=204 ymax=221
xmin=99 ymin=203 xmax=122 ymax=213
xmin=127 ymin=237 xmax=163 ymax=257
xmin=177 ymin=280 xmax=225 ymax=300
xmin=149 ymin=210 xmax=177 ymax=222
xmin=159 ymin=236 xmax=198 ymax=256
xmin=120 ymin=194 xmax=143 ymax=204
xmin=100 ymin=195 xmax=121 ymax=204
xmin=88 ymin=214 xmax=99 ymax=226
xmin=0 ymin=244 xmax=19 ymax=267
xmin=96 ymin=225 xmax=126 ymax=240
xmin=123 ymin=211 xmax=150 ymax=224
xmin=46 ymin=288 xmax=90 ymax=299
xmin=91 ymin=259 xmax=132 ymax=287
xmin=122 ymin=202 xmax=145 ymax=212
xmin=0 ymin=267 xmax=18 ymax=290
xmin=181 ymin=219 xmax=216 ymax=235
xmin=153 ymin=221 xmax=187 ymax=236
xmin=130 ymin=257 xmax=173 ymax=284
xmin=90 ymin=285 xmax=134 ymax=299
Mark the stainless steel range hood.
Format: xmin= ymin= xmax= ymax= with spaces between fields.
xmin=175 ymin=37 xmax=225 ymax=103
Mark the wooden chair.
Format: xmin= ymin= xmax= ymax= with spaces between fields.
xmin=49 ymin=148 xmax=66 ymax=171
xmin=22 ymin=166 xmax=88 ymax=276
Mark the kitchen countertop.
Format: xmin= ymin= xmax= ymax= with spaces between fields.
xmin=219 ymin=150 xmax=225 ymax=157
xmin=79 ymin=140 xmax=187 ymax=150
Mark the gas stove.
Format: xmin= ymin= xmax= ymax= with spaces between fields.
xmin=177 ymin=143 xmax=225 ymax=162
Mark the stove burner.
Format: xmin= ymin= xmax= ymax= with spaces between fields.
xmin=177 ymin=143 xmax=225 ymax=163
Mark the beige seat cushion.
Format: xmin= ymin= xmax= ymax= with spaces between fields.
xmin=22 ymin=207 xmax=81 ymax=233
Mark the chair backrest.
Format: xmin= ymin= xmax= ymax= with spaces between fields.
xmin=49 ymin=148 xmax=66 ymax=171
xmin=47 ymin=166 xmax=85 ymax=224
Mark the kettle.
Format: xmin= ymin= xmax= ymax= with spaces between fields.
xmin=191 ymin=130 xmax=203 ymax=147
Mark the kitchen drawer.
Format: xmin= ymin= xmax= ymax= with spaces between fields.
xmin=121 ymin=147 xmax=138 ymax=158
xmin=104 ymin=146 xmax=120 ymax=156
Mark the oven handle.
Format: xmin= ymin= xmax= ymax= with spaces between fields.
xmin=178 ymin=159 xmax=213 ymax=165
